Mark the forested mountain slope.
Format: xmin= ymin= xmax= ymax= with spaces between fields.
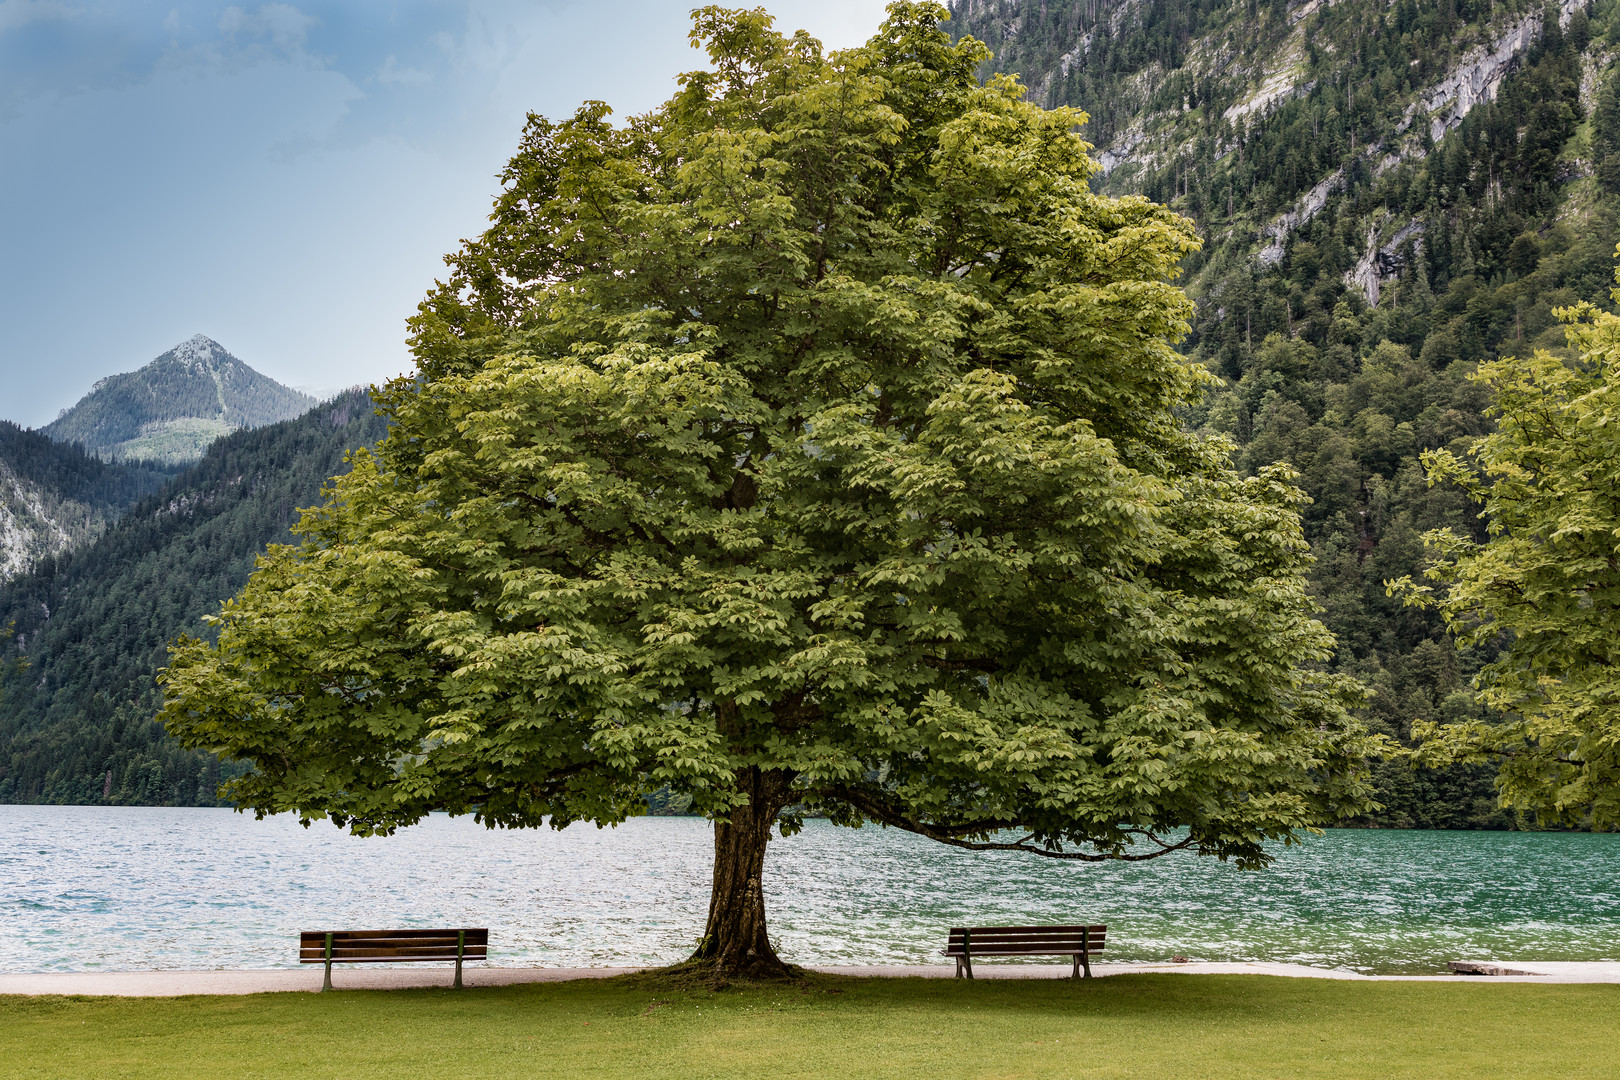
xmin=950 ymin=0 xmax=1620 ymax=827
xmin=4 ymin=2 xmax=1600 ymax=822
xmin=0 ymin=423 xmax=175 ymax=581
xmin=42 ymin=335 xmax=316 ymax=464
xmin=0 ymin=391 xmax=387 ymax=805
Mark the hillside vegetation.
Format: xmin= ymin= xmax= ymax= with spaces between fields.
xmin=949 ymin=0 xmax=1620 ymax=828
xmin=4 ymin=1 xmax=1610 ymax=825
xmin=0 ymin=423 xmax=175 ymax=580
xmin=0 ymin=391 xmax=387 ymax=805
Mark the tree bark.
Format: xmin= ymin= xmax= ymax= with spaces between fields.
xmin=688 ymin=766 xmax=795 ymax=979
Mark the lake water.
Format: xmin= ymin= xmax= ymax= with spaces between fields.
xmin=2 ymin=805 xmax=1617 ymax=974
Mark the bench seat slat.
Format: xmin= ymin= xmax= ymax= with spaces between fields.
xmin=944 ymin=943 xmax=1106 ymax=952
xmin=946 ymin=930 xmax=1107 ymax=941
xmin=297 ymin=953 xmax=491 ymax=961
xmin=301 ymin=938 xmax=478 ymax=950
xmin=945 ymin=944 xmax=1107 ymax=953
xmin=298 ymin=932 xmax=486 ymax=939
xmin=299 ymin=958 xmax=486 ymax=965
xmin=298 ymin=951 xmax=484 ymax=960
xmin=300 ymin=930 xmax=488 ymax=943
xmin=301 ymin=932 xmax=482 ymax=939
xmin=298 ymin=941 xmax=491 ymax=950
xmin=318 ymin=945 xmax=488 ymax=954
xmin=299 ymin=947 xmax=490 ymax=959
xmin=946 ymin=932 xmax=1108 ymax=939
xmin=945 ymin=937 xmax=1106 ymax=947
xmin=943 ymin=945 xmax=1103 ymax=956
xmin=939 ymin=939 xmax=1101 ymax=945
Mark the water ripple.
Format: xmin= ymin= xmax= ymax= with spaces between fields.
xmin=0 ymin=806 xmax=1616 ymax=973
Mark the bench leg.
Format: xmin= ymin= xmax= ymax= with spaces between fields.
xmin=322 ymin=958 xmax=332 ymax=993
xmin=955 ymin=956 xmax=963 ymax=979
xmin=1072 ymin=953 xmax=1080 ymax=979
xmin=1080 ymin=952 xmax=1092 ymax=980
xmin=455 ymin=956 xmax=464 ymax=990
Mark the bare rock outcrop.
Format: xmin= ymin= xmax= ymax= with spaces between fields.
xmin=1414 ymin=0 xmax=1582 ymax=144
xmin=1257 ymin=0 xmax=1578 ymax=269
xmin=1346 ymin=219 xmax=1426 ymax=305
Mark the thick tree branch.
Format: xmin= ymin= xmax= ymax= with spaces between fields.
xmin=823 ymin=784 xmax=1199 ymax=861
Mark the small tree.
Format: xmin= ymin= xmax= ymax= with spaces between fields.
xmin=161 ymin=3 xmax=1383 ymax=978
xmin=1395 ymin=288 xmax=1620 ymax=830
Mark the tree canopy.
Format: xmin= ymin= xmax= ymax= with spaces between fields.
xmin=1397 ymin=277 xmax=1620 ymax=830
xmin=957 ymin=0 xmax=1620 ymax=831
xmin=160 ymin=1 xmax=1385 ymax=977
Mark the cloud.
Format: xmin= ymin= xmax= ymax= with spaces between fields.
xmin=1 ymin=0 xmax=895 ymax=426
xmin=217 ymin=3 xmax=314 ymax=50
xmin=0 ymin=0 xmax=74 ymax=34
xmin=376 ymin=54 xmax=430 ymax=86
xmin=0 ymin=2 xmax=468 ymax=120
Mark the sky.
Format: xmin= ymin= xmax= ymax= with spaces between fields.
xmin=0 ymin=0 xmax=892 ymax=428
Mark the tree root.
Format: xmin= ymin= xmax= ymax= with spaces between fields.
xmin=620 ymin=957 xmax=811 ymax=992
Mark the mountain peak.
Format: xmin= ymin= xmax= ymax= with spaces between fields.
xmin=41 ymin=339 xmax=316 ymax=464
xmin=166 ymin=334 xmax=230 ymax=370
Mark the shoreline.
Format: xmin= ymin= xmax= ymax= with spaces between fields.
xmin=4 ymin=961 xmax=1620 ymax=996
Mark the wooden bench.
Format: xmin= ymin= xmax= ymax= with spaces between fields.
xmin=943 ymin=924 xmax=1106 ymax=979
xmin=299 ymin=928 xmax=489 ymax=991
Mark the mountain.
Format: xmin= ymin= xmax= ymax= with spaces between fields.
xmin=41 ymin=335 xmax=317 ymax=465
xmin=945 ymin=0 xmax=1620 ymax=828
xmin=0 ymin=423 xmax=176 ymax=581
xmin=0 ymin=390 xmax=388 ymax=806
xmin=2 ymin=1 xmax=1599 ymax=823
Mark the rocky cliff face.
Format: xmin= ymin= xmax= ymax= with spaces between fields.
xmin=1418 ymin=1 xmax=1576 ymax=142
xmin=1346 ymin=218 xmax=1427 ymax=305
xmin=949 ymin=0 xmax=1598 ymax=302
xmin=0 ymin=423 xmax=171 ymax=581
xmin=0 ymin=461 xmax=73 ymax=581
xmin=1254 ymin=0 xmax=1585 ymax=289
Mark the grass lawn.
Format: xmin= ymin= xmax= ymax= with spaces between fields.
xmin=2 ymin=973 xmax=1615 ymax=1080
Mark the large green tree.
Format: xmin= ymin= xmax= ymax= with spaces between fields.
xmin=1397 ymin=286 xmax=1620 ymax=829
xmin=161 ymin=2 xmax=1384 ymax=978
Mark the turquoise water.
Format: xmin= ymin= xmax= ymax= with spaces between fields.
xmin=1 ymin=805 xmax=1616 ymax=974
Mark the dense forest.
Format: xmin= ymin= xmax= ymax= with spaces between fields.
xmin=0 ymin=422 xmax=176 ymax=579
xmin=0 ymin=423 xmax=175 ymax=514
xmin=0 ymin=391 xmax=387 ymax=805
xmin=950 ymin=0 xmax=1620 ymax=827
xmin=4 ymin=0 xmax=1611 ymax=826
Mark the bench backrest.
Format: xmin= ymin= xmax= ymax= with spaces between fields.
xmin=298 ymin=928 xmax=490 ymax=964
xmin=944 ymin=924 xmax=1106 ymax=956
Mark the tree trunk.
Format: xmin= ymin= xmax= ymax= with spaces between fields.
xmin=689 ymin=766 xmax=795 ymax=979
